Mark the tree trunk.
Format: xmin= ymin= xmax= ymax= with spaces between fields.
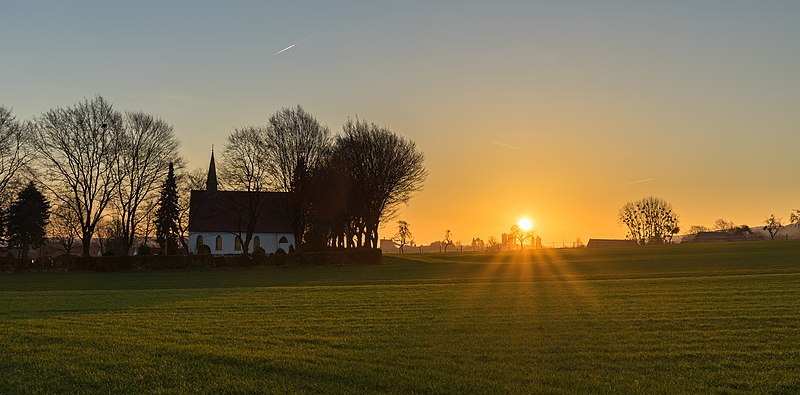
xmin=243 ymin=234 xmax=251 ymax=257
xmin=82 ymin=236 xmax=92 ymax=259
xmin=19 ymin=241 xmax=29 ymax=260
xmin=122 ymin=212 xmax=134 ymax=256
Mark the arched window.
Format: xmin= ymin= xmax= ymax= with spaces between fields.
xmin=196 ymin=235 xmax=204 ymax=248
xmin=279 ymin=236 xmax=288 ymax=244
xmin=253 ymin=236 xmax=261 ymax=250
xmin=234 ymin=236 xmax=243 ymax=251
xmin=215 ymin=235 xmax=223 ymax=251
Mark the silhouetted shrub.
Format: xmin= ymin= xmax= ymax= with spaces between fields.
xmin=251 ymin=253 xmax=268 ymax=266
xmin=52 ymin=254 xmax=82 ymax=271
xmin=136 ymin=245 xmax=152 ymax=256
xmin=210 ymin=256 xmax=225 ymax=268
xmin=0 ymin=257 xmax=19 ymax=272
xmin=268 ymin=251 xmax=288 ymax=266
xmin=141 ymin=255 xmax=194 ymax=271
xmin=90 ymin=256 xmax=134 ymax=271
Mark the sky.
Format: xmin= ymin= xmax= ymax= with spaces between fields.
xmin=2 ymin=1 xmax=800 ymax=245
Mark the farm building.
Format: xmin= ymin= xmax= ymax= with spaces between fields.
xmin=187 ymin=151 xmax=295 ymax=255
xmin=586 ymin=239 xmax=639 ymax=248
xmin=682 ymin=231 xmax=733 ymax=243
xmin=683 ymin=231 xmax=764 ymax=243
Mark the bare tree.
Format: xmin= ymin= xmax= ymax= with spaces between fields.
xmin=687 ymin=225 xmax=709 ymax=235
xmin=487 ymin=236 xmax=498 ymax=252
xmin=220 ymin=127 xmax=271 ymax=192
xmin=763 ymin=214 xmax=783 ymax=240
xmin=509 ymin=224 xmax=533 ymax=250
xmin=48 ymin=205 xmax=80 ymax=254
xmin=176 ymin=168 xmax=206 ymax=249
xmin=219 ymin=127 xmax=272 ymax=255
xmin=393 ymin=220 xmax=412 ymax=253
xmin=442 ymin=229 xmax=453 ymax=253
xmin=790 ymin=209 xmax=800 ymax=230
xmin=264 ymin=106 xmax=332 ymax=249
xmin=306 ymin=153 xmax=353 ymax=249
xmin=112 ymin=112 xmax=181 ymax=255
xmin=618 ymin=196 xmax=679 ymax=244
xmin=0 ymin=107 xmax=32 ymax=200
xmin=95 ymin=216 xmax=125 ymax=256
xmin=33 ymin=96 xmax=124 ymax=258
xmin=137 ymin=199 xmax=158 ymax=251
xmin=336 ymin=118 xmax=427 ymax=248
xmin=713 ymin=219 xmax=736 ymax=231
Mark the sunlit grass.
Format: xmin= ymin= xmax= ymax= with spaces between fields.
xmin=1 ymin=240 xmax=799 ymax=393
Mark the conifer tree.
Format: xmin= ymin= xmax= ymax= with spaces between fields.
xmin=8 ymin=182 xmax=51 ymax=259
xmin=155 ymin=162 xmax=180 ymax=254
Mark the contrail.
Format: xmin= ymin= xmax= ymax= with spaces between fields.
xmin=616 ymin=178 xmax=654 ymax=187
xmin=272 ymin=44 xmax=296 ymax=56
xmin=491 ymin=140 xmax=521 ymax=150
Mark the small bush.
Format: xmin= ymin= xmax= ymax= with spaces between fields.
xmin=0 ymin=257 xmax=19 ymax=272
xmin=136 ymin=245 xmax=153 ymax=256
xmin=268 ymin=251 xmax=288 ymax=266
xmin=52 ymin=254 xmax=82 ymax=271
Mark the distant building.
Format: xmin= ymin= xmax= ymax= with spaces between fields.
xmin=685 ymin=231 xmax=742 ymax=243
xmin=586 ymin=239 xmax=639 ymax=248
xmin=379 ymin=238 xmax=400 ymax=253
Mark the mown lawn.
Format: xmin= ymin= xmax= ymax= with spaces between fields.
xmin=1 ymin=241 xmax=799 ymax=393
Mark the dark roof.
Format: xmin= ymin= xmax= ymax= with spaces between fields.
xmin=188 ymin=190 xmax=293 ymax=233
xmin=689 ymin=231 xmax=735 ymax=243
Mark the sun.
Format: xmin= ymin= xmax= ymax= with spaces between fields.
xmin=518 ymin=218 xmax=532 ymax=232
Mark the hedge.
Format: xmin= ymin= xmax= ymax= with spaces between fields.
xmin=0 ymin=249 xmax=382 ymax=273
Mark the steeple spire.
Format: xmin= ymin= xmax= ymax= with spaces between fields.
xmin=206 ymin=147 xmax=218 ymax=198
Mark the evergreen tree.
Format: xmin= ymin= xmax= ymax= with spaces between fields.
xmin=8 ymin=182 xmax=51 ymax=259
xmin=155 ymin=162 xmax=180 ymax=255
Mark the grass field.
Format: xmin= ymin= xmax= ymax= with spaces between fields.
xmin=1 ymin=241 xmax=799 ymax=393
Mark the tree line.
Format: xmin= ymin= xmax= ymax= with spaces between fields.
xmin=619 ymin=196 xmax=800 ymax=244
xmin=0 ymin=97 xmax=426 ymax=259
xmin=687 ymin=213 xmax=800 ymax=241
xmin=217 ymin=107 xmax=427 ymax=255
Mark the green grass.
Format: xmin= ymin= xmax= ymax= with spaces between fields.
xmin=1 ymin=241 xmax=799 ymax=393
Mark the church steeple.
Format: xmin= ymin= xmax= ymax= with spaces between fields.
xmin=206 ymin=147 xmax=218 ymax=198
